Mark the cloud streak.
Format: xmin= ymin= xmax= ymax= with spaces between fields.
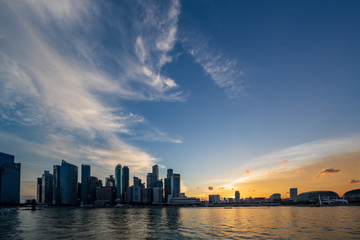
xmin=314 ymin=168 xmax=341 ymax=178
xmin=0 ymin=0 xmax=183 ymax=179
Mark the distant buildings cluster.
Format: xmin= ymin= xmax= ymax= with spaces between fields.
xmin=0 ymin=152 xmax=21 ymax=205
xmin=37 ymin=160 xmax=199 ymax=206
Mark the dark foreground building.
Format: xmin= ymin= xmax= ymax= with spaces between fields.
xmin=296 ymin=191 xmax=339 ymax=203
xmin=0 ymin=152 xmax=21 ymax=205
xmin=343 ymin=189 xmax=360 ymax=203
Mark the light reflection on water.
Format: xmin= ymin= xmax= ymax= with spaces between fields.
xmin=0 ymin=206 xmax=359 ymax=239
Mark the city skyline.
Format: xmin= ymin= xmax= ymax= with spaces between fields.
xmin=0 ymin=0 xmax=359 ymax=202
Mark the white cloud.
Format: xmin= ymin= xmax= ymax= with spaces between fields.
xmin=0 ymin=0 xmax=183 ymax=178
xmin=181 ymin=32 xmax=246 ymax=99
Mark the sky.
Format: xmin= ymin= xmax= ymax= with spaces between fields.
xmin=0 ymin=0 xmax=359 ymax=202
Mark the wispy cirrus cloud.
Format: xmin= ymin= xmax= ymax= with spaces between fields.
xmin=181 ymin=32 xmax=246 ymax=99
xmin=0 ymin=0 xmax=183 ymax=180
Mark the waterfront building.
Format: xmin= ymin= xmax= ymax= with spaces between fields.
xmin=290 ymin=188 xmax=298 ymax=201
xmin=60 ymin=160 xmax=78 ymax=205
xmin=132 ymin=176 xmax=144 ymax=203
xmin=152 ymin=187 xmax=163 ymax=204
xmin=164 ymin=177 xmax=171 ymax=202
xmin=167 ymin=169 xmax=173 ymax=178
xmin=53 ymin=165 xmax=61 ymax=205
xmin=342 ymin=189 xmax=360 ymax=203
xmin=81 ymin=164 xmax=90 ymax=203
xmin=169 ymin=197 xmax=200 ymax=205
xmin=96 ymin=186 xmax=116 ymax=203
xmin=142 ymin=188 xmax=152 ymax=204
xmin=269 ymin=193 xmax=281 ymax=203
xmin=105 ymin=175 xmax=115 ymax=187
xmin=115 ymin=164 xmax=122 ymax=202
xmin=87 ymin=176 xmax=99 ymax=203
xmin=37 ymin=177 xmax=42 ymax=203
xmin=235 ymin=191 xmax=240 ymax=203
xmin=209 ymin=195 xmax=220 ymax=204
xmin=147 ymin=173 xmax=157 ymax=189
xmin=0 ymin=152 xmax=21 ymax=205
xmin=41 ymin=170 xmax=53 ymax=204
xmin=171 ymin=173 xmax=180 ymax=198
xmin=152 ymin=164 xmax=159 ymax=180
xmin=122 ymin=166 xmax=129 ymax=202
xmin=296 ymin=191 xmax=339 ymax=203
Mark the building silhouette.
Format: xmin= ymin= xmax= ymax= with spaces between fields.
xmin=122 ymin=166 xmax=129 ymax=202
xmin=60 ymin=160 xmax=78 ymax=205
xmin=115 ymin=164 xmax=122 ymax=202
xmin=209 ymin=195 xmax=220 ymax=203
xmin=235 ymin=191 xmax=240 ymax=203
xmin=152 ymin=164 xmax=159 ymax=180
xmin=37 ymin=177 xmax=42 ymax=203
xmin=171 ymin=173 xmax=180 ymax=198
xmin=53 ymin=165 xmax=61 ymax=205
xmin=0 ymin=152 xmax=21 ymax=205
xmin=290 ymin=188 xmax=298 ymax=201
xmin=41 ymin=170 xmax=53 ymax=204
xmin=81 ymin=164 xmax=90 ymax=203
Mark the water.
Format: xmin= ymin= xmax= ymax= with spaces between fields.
xmin=1 ymin=206 xmax=359 ymax=239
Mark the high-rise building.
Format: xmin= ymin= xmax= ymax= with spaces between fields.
xmin=37 ymin=177 xmax=42 ymax=203
xmin=132 ymin=176 xmax=144 ymax=203
xmin=235 ymin=191 xmax=240 ymax=203
xmin=122 ymin=166 xmax=129 ymax=202
xmin=209 ymin=195 xmax=220 ymax=203
xmin=53 ymin=165 xmax=61 ymax=205
xmin=146 ymin=173 xmax=157 ymax=189
xmin=152 ymin=187 xmax=163 ymax=204
xmin=290 ymin=188 xmax=298 ymax=201
xmin=171 ymin=174 xmax=180 ymax=198
xmin=60 ymin=160 xmax=78 ymax=205
xmin=105 ymin=175 xmax=115 ymax=187
xmin=164 ymin=177 xmax=171 ymax=203
xmin=87 ymin=176 xmax=99 ymax=203
xmin=115 ymin=164 xmax=122 ymax=201
xmin=81 ymin=165 xmax=90 ymax=203
xmin=0 ymin=152 xmax=21 ymax=205
xmin=167 ymin=169 xmax=173 ymax=178
xmin=152 ymin=164 xmax=159 ymax=180
xmin=41 ymin=170 xmax=53 ymax=204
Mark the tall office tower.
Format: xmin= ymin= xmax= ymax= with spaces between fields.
xmin=53 ymin=165 xmax=61 ymax=205
xmin=132 ymin=176 xmax=144 ymax=203
xmin=153 ymin=187 xmax=163 ymax=204
xmin=115 ymin=164 xmax=122 ymax=201
xmin=171 ymin=173 xmax=180 ymax=198
xmin=146 ymin=173 xmax=157 ymax=189
xmin=164 ymin=177 xmax=171 ymax=203
xmin=106 ymin=175 xmax=115 ymax=187
xmin=0 ymin=152 xmax=21 ymax=204
xmin=60 ymin=159 xmax=78 ymax=205
xmin=290 ymin=188 xmax=298 ymax=201
xmin=87 ymin=176 xmax=99 ymax=203
xmin=152 ymin=164 xmax=159 ymax=180
xmin=41 ymin=170 xmax=53 ymax=204
xmin=235 ymin=191 xmax=240 ymax=203
xmin=122 ymin=166 xmax=129 ymax=201
xmin=37 ymin=177 xmax=42 ymax=203
xmin=167 ymin=169 xmax=173 ymax=178
xmin=81 ymin=164 xmax=90 ymax=203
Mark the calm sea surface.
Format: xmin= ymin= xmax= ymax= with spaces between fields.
xmin=1 ymin=206 xmax=359 ymax=239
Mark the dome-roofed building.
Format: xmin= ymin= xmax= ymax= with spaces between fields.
xmin=295 ymin=191 xmax=339 ymax=203
xmin=343 ymin=189 xmax=360 ymax=203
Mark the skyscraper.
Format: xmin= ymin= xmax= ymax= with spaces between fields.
xmin=37 ymin=177 xmax=42 ymax=203
xmin=81 ymin=165 xmax=90 ymax=203
xmin=235 ymin=191 xmax=240 ymax=203
xmin=115 ymin=164 xmax=122 ymax=201
xmin=0 ymin=152 xmax=21 ymax=205
xmin=105 ymin=175 xmax=115 ymax=187
xmin=53 ymin=165 xmax=61 ymax=205
xmin=60 ymin=160 xmax=78 ymax=205
xmin=41 ymin=170 xmax=53 ymax=204
xmin=122 ymin=166 xmax=129 ymax=202
xmin=290 ymin=188 xmax=298 ymax=201
xmin=146 ymin=173 xmax=157 ymax=189
xmin=167 ymin=169 xmax=173 ymax=178
xmin=164 ymin=177 xmax=171 ymax=203
xmin=171 ymin=173 xmax=180 ymax=198
xmin=152 ymin=164 xmax=159 ymax=180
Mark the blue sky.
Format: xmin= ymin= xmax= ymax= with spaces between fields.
xmin=0 ymin=0 xmax=359 ymax=199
